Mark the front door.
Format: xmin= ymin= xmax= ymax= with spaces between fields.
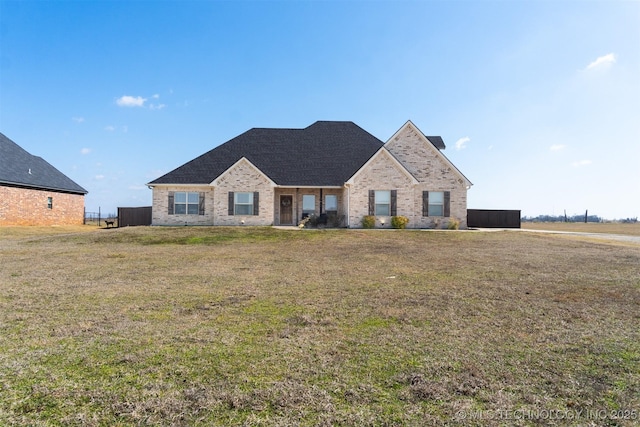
xmin=280 ymin=195 xmax=293 ymax=225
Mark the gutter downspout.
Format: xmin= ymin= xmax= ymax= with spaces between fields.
xmin=345 ymin=184 xmax=350 ymax=228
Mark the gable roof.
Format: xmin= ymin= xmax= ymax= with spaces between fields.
xmin=0 ymin=132 xmax=87 ymax=195
xmin=386 ymin=120 xmax=472 ymax=188
xmin=346 ymin=147 xmax=419 ymax=186
xmin=149 ymin=121 xmax=384 ymax=187
xmin=211 ymin=157 xmax=277 ymax=187
xmin=386 ymin=120 xmax=446 ymax=150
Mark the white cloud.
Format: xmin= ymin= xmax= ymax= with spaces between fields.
xmin=455 ymin=136 xmax=470 ymax=151
xmin=149 ymin=103 xmax=166 ymax=110
xmin=586 ymin=53 xmax=616 ymax=70
xmin=80 ymin=148 xmax=91 ymax=155
xmin=72 ymin=116 xmax=85 ymax=123
xmin=550 ymin=144 xmax=566 ymax=151
xmin=95 ymin=174 xmax=105 ymax=180
xmin=116 ymin=95 xmax=147 ymax=107
xmin=152 ymin=94 xmax=160 ymax=99
xmin=572 ymin=159 xmax=592 ymax=167
xmin=104 ymin=125 xmax=116 ymax=132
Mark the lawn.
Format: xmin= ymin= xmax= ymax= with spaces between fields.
xmin=0 ymin=226 xmax=638 ymax=426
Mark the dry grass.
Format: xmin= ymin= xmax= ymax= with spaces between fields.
xmin=0 ymin=226 xmax=638 ymax=426
xmin=0 ymin=224 xmax=97 ymax=240
xmin=523 ymin=221 xmax=640 ymax=236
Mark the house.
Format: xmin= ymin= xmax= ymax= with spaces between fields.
xmin=0 ymin=132 xmax=87 ymax=226
xmin=148 ymin=120 xmax=472 ymax=228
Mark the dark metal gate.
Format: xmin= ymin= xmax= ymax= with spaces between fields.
xmin=117 ymin=206 xmax=152 ymax=227
xmin=467 ymin=209 xmax=521 ymax=228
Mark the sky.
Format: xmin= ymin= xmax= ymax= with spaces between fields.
xmin=1 ymin=0 xmax=639 ymax=220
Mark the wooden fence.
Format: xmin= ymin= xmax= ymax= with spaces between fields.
xmin=467 ymin=209 xmax=521 ymax=228
xmin=117 ymin=206 xmax=152 ymax=227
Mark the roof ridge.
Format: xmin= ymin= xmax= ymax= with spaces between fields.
xmin=148 ymin=121 xmax=384 ymax=186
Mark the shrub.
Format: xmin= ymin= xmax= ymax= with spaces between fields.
xmin=447 ymin=218 xmax=460 ymax=230
xmin=328 ymin=213 xmax=345 ymax=228
xmin=391 ymin=216 xmax=410 ymax=229
xmin=362 ymin=215 xmax=375 ymax=229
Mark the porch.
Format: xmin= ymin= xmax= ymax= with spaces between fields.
xmin=273 ymin=187 xmax=347 ymax=227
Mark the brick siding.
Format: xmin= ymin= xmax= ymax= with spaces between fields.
xmin=347 ymin=150 xmax=415 ymax=228
xmin=213 ymin=159 xmax=274 ymax=226
xmin=385 ymin=124 xmax=469 ymax=229
xmin=0 ymin=185 xmax=85 ymax=226
xmin=151 ymin=186 xmax=214 ymax=226
xmin=151 ymin=159 xmax=275 ymax=226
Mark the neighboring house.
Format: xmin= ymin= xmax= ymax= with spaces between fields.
xmin=148 ymin=120 xmax=472 ymax=228
xmin=0 ymin=132 xmax=87 ymax=226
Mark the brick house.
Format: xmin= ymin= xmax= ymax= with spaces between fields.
xmin=0 ymin=132 xmax=87 ymax=226
xmin=148 ymin=121 xmax=472 ymax=228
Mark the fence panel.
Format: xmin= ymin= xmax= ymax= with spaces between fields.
xmin=467 ymin=209 xmax=521 ymax=228
xmin=117 ymin=207 xmax=152 ymax=227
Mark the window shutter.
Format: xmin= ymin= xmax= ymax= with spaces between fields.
xmin=368 ymin=190 xmax=375 ymax=216
xmin=199 ymin=192 xmax=205 ymax=215
xmin=168 ymin=192 xmax=175 ymax=215
xmin=253 ymin=192 xmax=259 ymax=216
xmin=444 ymin=191 xmax=451 ymax=217
xmin=228 ymin=192 xmax=234 ymax=216
xmin=390 ymin=190 xmax=397 ymax=216
xmin=422 ymin=191 xmax=429 ymax=216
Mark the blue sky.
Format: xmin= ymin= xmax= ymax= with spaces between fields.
xmin=1 ymin=0 xmax=638 ymax=219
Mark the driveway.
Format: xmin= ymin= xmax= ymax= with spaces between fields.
xmin=474 ymin=228 xmax=640 ymax=245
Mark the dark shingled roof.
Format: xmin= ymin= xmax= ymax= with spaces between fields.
xmin=0 ymin=132 xmax=87 ymax=194
xmin=150 ymin=121 xmax=387 ymax=186
xmin=426 ymin=136 xmax=446 ymax=150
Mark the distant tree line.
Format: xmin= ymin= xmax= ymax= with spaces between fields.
xmin=523 ymin=214 xmax=638 ymax=223
xmin=523 ymin=214 xmax=602 ymax=223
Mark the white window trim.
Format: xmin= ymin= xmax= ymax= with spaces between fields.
xmin=429 ymin=191 xmax=444 ymax=217
xmin=375 ymin=190 xmax=391 ymax=216
xmin=234 ymin=192 xmax=254 ymax=215
xmin=174 ymin=191 xmax=200 ymax=215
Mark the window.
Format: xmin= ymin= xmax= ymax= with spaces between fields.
xmin=368 ymin=190 xmax=397 ymax=216
xmin=234 ymin=192 xmax=254 ymax=215
xmin=174 ymin=192 xmax=200 ymax=214
xmin=47 ymin=197 xmax=53 ymax=209
xmin=228 ymin=192 xmax=259 ymax=216
xmin=302 ymin=195 xmax=315 ymax=215
xmin=168 ymin=192 xmax=204 ymax=215
xmin=374 ymin=190 xmax=390 ymax=216
xmin=325 ymin=195 xmax=337 ymax=213
xmin=422 ymin=191 xmax=450 ymax=217
xmin=429 ymin=192 xmax=444 ymax=216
